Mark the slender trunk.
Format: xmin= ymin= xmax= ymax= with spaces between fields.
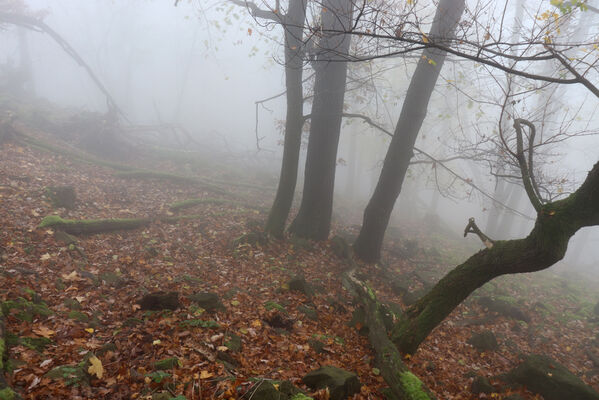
xmin=353 ymin=0 xmax=465 ymax=262
xmin=392 ymin=161 xmax=599 ymax=354
xmin=288 ymin=0 xmax=353 ymax=240
xmin=265 ymin=0 xmax=307 ymax=237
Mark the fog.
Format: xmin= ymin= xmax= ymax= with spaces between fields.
xmin=2 ymin=0 xmax=598 ymax=271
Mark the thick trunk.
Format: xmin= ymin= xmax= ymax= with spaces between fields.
xmin=265 ymin=0 xmax=307 ymax=237
xmin=288 ymin=0 xmax=353 ymax=240
xmin=392 ymin=161 xmax=599 ymax=354
xmin=353 ymin=0 xmax=465 ymax=262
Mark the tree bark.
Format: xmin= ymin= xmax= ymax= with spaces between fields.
xmin=288 ymin=0 xmax=353 ymax=240
xmin=265 ymin=0 xmax=308 ymax=238
xmin=391 ymin=161 xmax=599 ymax=354
xmin=353 ymin=0 xmax=465 ymax=262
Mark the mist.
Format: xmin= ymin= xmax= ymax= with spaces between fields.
xmin=1 ymin=0 xmax=599 ymax=398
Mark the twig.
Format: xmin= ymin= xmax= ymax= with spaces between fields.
xmin=463 ymin=217 xmax=494 ymax=248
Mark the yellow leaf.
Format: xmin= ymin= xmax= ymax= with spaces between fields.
xmin=88 ymin=356 xmax=104 ymax=379
xmin=85 ymin=328 xmax=95 ymax=333
xmin=40 ymin=253 xmax=51 ymax=261
xmin=152 ymin=339 xmax=161 ymax=345
xmin=200 ymin=370 xmax=213 ymax=379
xmin=251 ymin=320 xmax=262 ymax=328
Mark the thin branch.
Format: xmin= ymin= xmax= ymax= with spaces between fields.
xmin=227 ymin=0 xmax=282 ymax=22
xmin=514 ymin=118 xmax=543 ymax=212
xmin=463 ymin=217 xmax=494 ymax=248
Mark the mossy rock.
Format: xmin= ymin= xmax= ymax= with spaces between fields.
xmin=467 ymin=330 xmax=499 ymax=352
xmin=153 ymin=357 xmax=181 ymax=370
xmin=245 ymin=381 xmax=283 ymax=400
xmin=298 ymin=305 xmax=318 ymax=321
xmin=139 ymin=292 xmax=180 ymax=311
xmin=307 ymin=339 xmax=325 ymax=354
xmin=503 ymin=354 xmax=599 ymax=400
xmin=187 ymin=292 xmax=224 ymax=312
xmin=288 ymin=277 xmax=313 ymax=297
xmin=478 ymin=296 xmax=530 ymax=322
xmin=100 ymin=272 xmax=125 ymax=288
xmin=471 ymin=375 xmax=494 ymax=394
xmin=64 ymin=298 xmax=81 ymax=310
xmin=46 ymin=186 xmax=76 ymax=209
xmin=302 ymin=366 xmax=360 ymax=400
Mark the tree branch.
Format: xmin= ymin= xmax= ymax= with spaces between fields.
xmin=227 ymin=0 xmax=282 ymax=22
xmin=513 ymin=119 xmax=543 ymax=212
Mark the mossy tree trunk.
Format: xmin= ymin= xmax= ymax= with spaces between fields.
xmin=392 ymin=161 xmax=599 ymax=354
xmin=265 ymin=0 xmax=308 ymax=238
xmin=353 ymin=0 xmax=465 ymax=262
xmin=288 ymin=0 xmax=353 ymax=240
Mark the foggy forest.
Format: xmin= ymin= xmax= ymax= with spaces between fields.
xmin=1 ymin=0 xmax=599 ymax=399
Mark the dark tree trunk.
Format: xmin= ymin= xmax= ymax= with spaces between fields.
xmin=353 ymin=0 xmax=466 ymax=262
xmin=391 ymin=161 xmax=599 ymax=354
xmin=265 ymin=0 xmax=308 ymax=237
xmin=288 ymin=0 xmax=353 ymax=240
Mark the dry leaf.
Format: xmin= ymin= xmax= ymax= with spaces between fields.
xmin=88 ymin=356 xmax=104 ymax=379
xmin=200 ymin=370 xmax=213 ymax=379
xmin=33 ymin=326 xmax=55 ymax=338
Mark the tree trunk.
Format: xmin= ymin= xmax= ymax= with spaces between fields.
xmin=353 ymin=0 xmax=466 ymax=262
xmin=391 ymin=161 xmax=599 ymax=354
xmin=265 ymin=0 xmax=308 ymax=238
xmin=288 ymin=0 xmax=353 ymax=240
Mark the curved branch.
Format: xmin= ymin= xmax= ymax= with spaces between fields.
xmin=0 ymin=12 xmax=123 ymax=118
xmin=514 ymin=118 xmax=543 ymax=212
xmin=227 ymin=0 xmax=282 ymax=22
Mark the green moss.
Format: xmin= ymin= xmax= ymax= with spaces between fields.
xmin=264 ymin=301 xmax=286 ymax=313
xmin=399 ymin=371 xmax=431 ymax=400
xmin=169 ymin=198 xmax=228 ymax=211
xmin=2 ymin=298 xmax=53 ymax=322
xmin=0 ymin=388 xmax=16 ymax=400
xmin=45 ymin=364 xmax=88 ymax=386
xmin=18 ymin=336 xmax=52 ymax=352
xmin=290 ymin=394 xmax=313 ymax=400
xmin=68 ymin=311 xmax=89 ymax=322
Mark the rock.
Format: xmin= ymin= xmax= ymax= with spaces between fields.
xmin=139 ymin=291 xmax=180 ymax=311
xmin=298 ymin=305 xmax=318 ymax=321
xmin=471 ymin=375 xmax=494 ymax=394
xmin=302 ymin=366 xmax=360 ymax=400
xmin=503 ymin=354 xmax=599 ymax=400
xmin=478 ymin=296 xmax=530 ymax=322
xmin=467 ymin=330 xmax=499 ymax=352
xmin=46 ymin=186 xmax=76 ymax=209
xmin=245 ymin=381 xmax=282 ymax=400
xmin=307 ymin=339 xmax=326 ymax=354
xmin=188 ymin=292 xmax=224 ymax=311
xmin=288 ymin=277 xmax=313 ymax=297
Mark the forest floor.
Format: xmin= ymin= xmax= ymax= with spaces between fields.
xmin=1 ymin=126 xmax=599 ymax=400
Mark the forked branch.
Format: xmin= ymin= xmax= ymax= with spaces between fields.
xmin=463 ymin=217 xmax=494 ymax=248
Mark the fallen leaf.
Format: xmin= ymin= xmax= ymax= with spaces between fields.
xmin=88 ymin=356 xmax=104 ymax=379
xmin=33 ymin=326 xmax=55 ymax=338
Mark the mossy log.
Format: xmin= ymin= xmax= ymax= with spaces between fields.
xmin=391 ymin=161 xmax=599 ymax=355
xmin=0 ymin=306 xmax=17 ymax=400
xmin=345 ymin=269 xmax=436 ymax=400
xmin=39 ymin=215 xmax=151 ymax=235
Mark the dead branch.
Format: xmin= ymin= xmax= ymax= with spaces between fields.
xmin=464 ymin=217 xmax=494 ymax=248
